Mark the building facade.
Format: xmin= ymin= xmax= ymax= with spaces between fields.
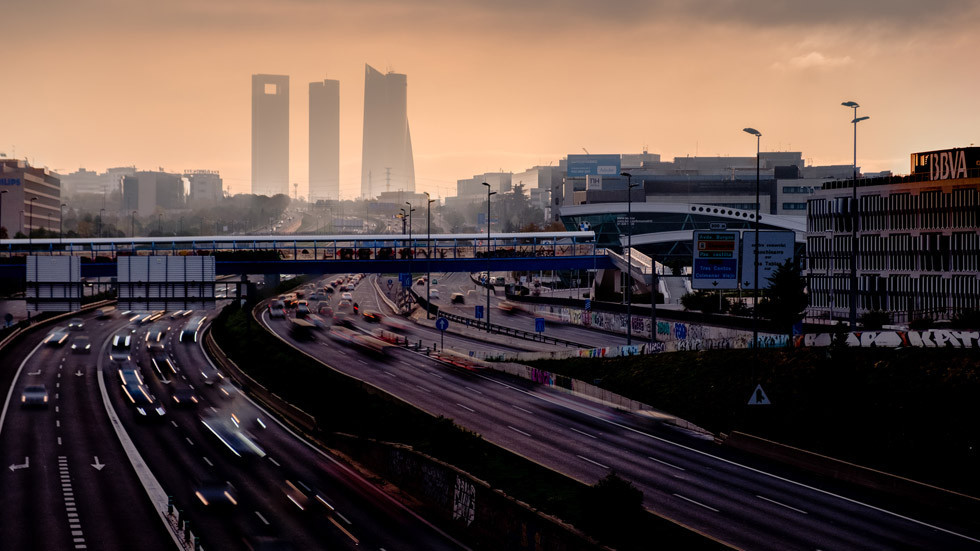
xmin=309 ymin=78 xmax=340 ymax=202
xmin=0 ymin=159 xmax=62 ymax=236
xmin=361 ymin=65 xmax=415 ymax=199
xmin=251 ymin=74 xmax=289 ymax=197
xmin=186 ymin=170 xmax=223 ymax=205
xmin=123 ymin=171 xmax=184 ymax=216
xmin=806 ymin=146 xmax=980 ymax=324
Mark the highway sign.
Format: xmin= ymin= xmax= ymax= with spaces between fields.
xmin=584 ymin=299 xmax=591 ymax=311
xmin=747 ymin=384 xmax=771 ymax=405
xmin=387 ymin=278 xmax=394 ymax=290
xmin=740 ymin=230 xmax=795 ymax=290
xmin=435 ymin=317 xmax=449 ymax=331
xmin=535 ymin=317 xmax=545 ymax=333
xmin=475 ymin=305 xmax=484 ymax=319
xmin=692 ymin=230 xmax=740 ymax=290
xmin=399 ymin=273 xmax=412 ymax=287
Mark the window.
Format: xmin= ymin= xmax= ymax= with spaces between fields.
xmin=265 ymin=83 xmax=278 ymax=94
xmin=782 ymin=203 xmax=806 ymax=210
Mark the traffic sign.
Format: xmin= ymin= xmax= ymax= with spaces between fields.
xmin=740 ymin=230 xmax=795 ymax=290
xmin=747 ymin=384 xmax=771 ymax=406
xmin=692 ymin=230 xmax=740 ymax=290
xmin=399 ymin=273 xmax=412 ymax=287
xmin=475 ymin=305 xmax=484 ymax=319
xmin=584 ymin=299 xmax=591 ymax=311
xmin=387 ymin=278 xmax=394 ymax=290
xmin=535 ymin=317 xmax=545 ymax=333
xmin=435 ymin=317 xmax=449 ymax=331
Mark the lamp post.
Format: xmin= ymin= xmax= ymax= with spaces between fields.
xmin=399 ymin=208 xmax=406 ymax=235
xmin=842 ymin=101 xmax=869 ymax=329
xmin=29 ymin=196 xmax=38 ymax=251
xmin=425 ymin=192 xmax=435 ymax=319
xmin=99 ymin=208 xmax=105 ymax=238
xmin=131 ymin=211 xmax=137 ymax=237
xmin=60 ymin=203 xmax=67 ymax=244
xmin=482 ymin=182 xmax=496 ymax=333
xmin=743 ymin=128 xmax=762 ymax=351
xmin=405 ymin=202 xmax=415 ymax=261
xmin=621 ymin=172 xmax=637 ymax=346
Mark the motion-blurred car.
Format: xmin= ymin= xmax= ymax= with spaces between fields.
xmin=43 ymin=327 xmax=70 ymax=346
xmin=341 ymin=292 xmax=353 ymax=302
xmin=67 ymin=318 xmax=85 ymax=330
xmin=109 ymin=333 xmax=133 ymax=362
xmin=362 ymin=310 xmax=383 ymax=323
xmin=171 ymin=386 xmax=200 ymax=407
xmin=269 ymin=300 xmax=287 ymax=319
xmin=451 ymin=293 xmax=465 ymax=304
xmin=21 ymin=385 xmax=49 ymax=407
xmin=70 ymin=336 xmax=92 ymax=353
xmin=194 ymin=479 xmax=239 ymax=509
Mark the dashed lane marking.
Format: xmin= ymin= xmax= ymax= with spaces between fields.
xmin=648 ymin=456 xmax=686 ymax=471
xmin=456 ymin=403 xmax=475 ymax=413
xmin=673 ymin=493 xmax=719 ymax=513
xmin=507 ymin=425 xmax=531 ymax=437
xmin=757 ymin=494 xmax=808 ymax=515
xmin=576 ymin=455 xmax=609 ymax=469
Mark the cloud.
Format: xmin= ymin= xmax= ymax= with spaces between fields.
xmin=772 ymin=51 xmax=854 ymax=71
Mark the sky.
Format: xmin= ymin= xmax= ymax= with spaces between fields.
xmin=3 ymin=0 xmax=980 ymax=199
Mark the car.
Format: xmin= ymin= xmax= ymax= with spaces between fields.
xmin=324 ymin=286 xmax=335 ymax=294
xmin=269 ymin=300 xmax=287 ymax=319
xmin=145 ymin=324 xmax=170 ymax=351
xmin=120 ymin=379 xmax=166 ymax=420
xmin=282 ymin=479 xmax=311 ymax=512
xmin=109 ymin=333 xmax=133 ymax=362
xmin=337 ymin=299 xmax=352 ymax=311
xmin=67 ymin=318 xmax=85 ymax=330
xmin=362 ymin=310 xmax=383 ymax=323
xmin=21 ymin=385 xmax=49 ymax=407
xmin=43 ymin=327 xmax=70 ymax=346
xmin=416 ymin=277 xmax=426 ymax=286
xmin=172 ymin=386 xmax=200 ymax=407
xmin=451 ymin=292 xmax=465 ymax=304
xmin=70 ymin=336 xmax=92 ymax=353
xmin=201 ymin=415 xmax=266 ymax=458
xmin=341 ymin=292 xmax=353 ymax=302
xmin=179 ymin=316 xmax=206 ymax=343
xmin=194 ymin=479 xmax=238 ymax=509
xmin=295 ymin=301 xmax=311 ymax=319
xmin=429 ymin=288 xmax=440 ymax=300
xmin=119 ymin=367 xmax=144 ymax=386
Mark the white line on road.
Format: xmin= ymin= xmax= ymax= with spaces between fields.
xmin=58 ymin=437 xmax=62 ymax=446
xmin=55 ymin=406 xmax=59 ymax=413
xmin=757 ymin=494 xmax=808 ymax=515
xmin=430 ymin=372 xmax=445 ymax=379
xmin=512 ymin=404 xmax=533 ymax=414
xmin=170 ymin=420 xmax=178 ymax=428
xmin=673 ymin=493 xmax=719 ymax=513
xmin=569 ymin=426 xmax=597 ymax=439
xmin=336 ymin=511 xmax=352 ymax=525
xmin=56 ymin=420 xmax=60 ymax=428
xmin=255 ymin=511 xmax=270 ymax=525
xmin=507 ymin=425 xmax=532 ymax=437
xmin=464 ymin=386 xmax=483 ymax=395
xmin=577 ymin=455 xmax=609 ymax=469
xmin=202 ymin=457 xmax=213 ymax=467
xmin=415 ymin=385 xmax=431 ymax=393
xmin=456 ymin=403 xmax=475 ymax=413
xmin=383 ymin=371 xmax=397 ymax=378
xmin=268 ymin=457 xmax=281 ymax=467
xmin=648 ymin=456 xmax=686 ymax=471
xmin=357 ymin=359 xmax=368 ymax=365
xmin=185 ymin=437 xmax=194 ymax=446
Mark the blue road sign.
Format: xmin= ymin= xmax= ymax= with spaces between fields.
xmin=399 ymin=273 xmax=412 ymax=287
xmin=535 ymin=317 xmax=545 ymax=333
xmin=387 ymin=278 xmax=394 ymax=290
xmin=435 ymin=317 xmax=449 ymax=331
xmin=584 ymin=299 xmax=591 ymax=311
xmin=475 ymin=305 xmax=484 ymax=319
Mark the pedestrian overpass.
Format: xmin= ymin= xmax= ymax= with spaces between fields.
xmin=0 ymin=231 xmax=614 ymax=279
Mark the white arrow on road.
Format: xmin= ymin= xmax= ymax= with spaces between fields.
xmin=75 ymin=370 xmax=84 ymax=377
xmin=27 ymin=370 xmax=41 ymax=376
xmin=9 ymin=457 xmax=29 ymax=471
xmin=91 ymin=456 xmax=105 ymax=471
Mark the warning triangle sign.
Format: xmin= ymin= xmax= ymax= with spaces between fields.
xmin=747 ymin=384 xmax=771 ymax=406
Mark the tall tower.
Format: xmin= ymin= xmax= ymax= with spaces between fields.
xmin=251 ymin=74 xmax=289 ymax=197
xmin=361 ymin=65 xmax=415 ymax=199
xmin=309 ymin=79 xmax=340 ymax=202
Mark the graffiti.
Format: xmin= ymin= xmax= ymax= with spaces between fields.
xmin=674 ymin=323 xmax=687 ymax=340
xmin=421 ymin=463 xmax=450 ymax=506
xmin=452 ymin=475 xmax=476 ymax=526
xmin=797 ymin=330 xmax=980 ymax=349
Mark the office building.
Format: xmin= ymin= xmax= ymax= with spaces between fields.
xmin=0 ymin=158 xmax=62 ymax=236
xmin=251 ymin=74 xmax=289 ymax=197
xmin=186 ymin=170 xmax=223 ymax=205
xmin=806 ymin=146 xmax=980 ymax=324
xmin=361 ymin=65 xmax=415 ymax=199
xmin=59 ymin=166 xmax=135 ymax=198
xmin=309 ymin=78 xmax=340 ymax=202
xmin=123 ymin=171 xmax=184 ymax=216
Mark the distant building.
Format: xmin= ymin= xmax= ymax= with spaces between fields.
xmin=361 ymin=65 xmax=415 ymax=199
xmin=185 ymin=170 xmax=223 ymax=205
xmin=309 ymin=78 xmax=340 ymax=202
xmin=123 ymin=171 xmax=183 ymax=216
xmin=251 ymin=74 xmax=289 ymax=197
xmin=59 ymin=166 xmax=134 ymax=198
xmin=806 ymin=146 xmax=980 ymax=325
xmin=0 ymin=158 xmax=62 ymax=236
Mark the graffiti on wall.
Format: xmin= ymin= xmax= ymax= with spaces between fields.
xmin=796 ymin=330 xmax=980 ymax=348
xmin=452 ymin=475 xmax=476 ymax=526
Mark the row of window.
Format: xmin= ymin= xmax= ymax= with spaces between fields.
xmin=808 ymin=274 xmax=980 ymax=314
xmin=806 ymin=232 xmax=980 ymax=273
xmin=806 ymin=186 xmax=980 ymax=232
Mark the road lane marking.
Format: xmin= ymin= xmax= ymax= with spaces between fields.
xmin=329 ymin=515 xmax=360 ymax=544
xmin=336 ymin=512 xmax=352 ymax=525
xmin=255 ymin=511 xmax=270 ymax=525
xmin=757 ymin=495 xmax=808 ymax=515
xmin=512 ymin=404 xmax=533 ymax=414
xmin=464 ymin=386 xmax=483 ymax=395
xmin=576 ymin=455 xmax=609 ymax=469
xmin=58 ymin=437 xmax=62 ymax=445
xmin=202 ymin=457 xmax=213 ymax=467
xmin=648 ymin=456 xmax=686 ymax=471
xmin=55 ymin=406 xmax=59 ymax=413
xmin=569 ymin=427 xmax=597 ymax=439
xmin=430 ymin=372 xmax=445 ymax=379
xmin=456 ymin=403 xmax=475 ymax=413
xmin=384 ymin=371 xmax=397 ymax=378
xmin=268 ymin=457 xmax=281 ymax=467
xmin=185 ymin=437 xmax=194 ymax=446
xmin=415 ymin=385 xmax=431 ymax=393
xmin=171 ymin=420 xmax=178 ymax=428
xmin=673 ymin=493 xmax=719 ymax=513
xmin=507 ymin=425 xmax=532 ymax=437
xmin=56 ymin=420 xmax=61 ymax=428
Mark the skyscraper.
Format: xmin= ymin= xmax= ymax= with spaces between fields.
xmin=309 ymin=78 xmax=340 ymax=202
xmin=251 ymin=74 xmax=289 ymax=197
xmin=361 ymin=65 xmax=415 ymax=199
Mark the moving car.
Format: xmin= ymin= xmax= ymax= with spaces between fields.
xmin=145 ymin=323 xmax=170 ymax=351
xmin=194 ymin=479 xmax=238 ymax=508
xmin=179 ymin=315 xmax=206 ymax=343
xmin=120 ymin=373 xmax=166 ymax=420
xmin=109 ymin=333 xmax=133 ymax=362
xmin=70 ymin=336 xmax=92 ymax=353
xmin=43 ymin=327 xmax=70 ymax=346
xmin=362 ymin=310 xmax=383 ymax=323
xmin=201 ymin=415 xmax=266 ymax=458
xmin=451 ymin=293 xmax=465 ymax=304
xmin=67 ymin=318 xmax=85 ymax=330
xmin=269 ymin=300 xmax=287 ymax=319
xmin=21 ymin=385 xmax=49 ymax=407
xmin=171 ymin=386 xmax=200 ymax=407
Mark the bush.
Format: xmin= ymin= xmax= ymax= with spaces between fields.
xmin=951 ymin=309 xmax=980 ymax=329
xmin=860 ymin=310 xmax=890 ymax=330
xmin=909 ymin=317 xmax=934 ymax=330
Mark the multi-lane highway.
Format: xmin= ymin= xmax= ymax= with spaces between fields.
xmin=262 ymin=273 xmax=980 ymax=551
xmin=1 ymin=307 xmax=466 ymax=550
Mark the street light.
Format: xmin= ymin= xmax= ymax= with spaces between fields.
xmin=482 ymin=182 xmax=496 ymax=333
xmin=99 ymin=208 xmax=105 ymax=238
xmin=743 ymin=127 xmax=762 ymax=352
xmin=60 ymin=203 xmax=67 ymax=244
xmin=29 ymin=196 xmax=38 ymax=251
xmin=842 ymin=101 xmax=869 ymax=329
xmin=621 ymin=172 xmax=637 ymax=346
xmin=399 ymin=208 xmax=407 ymax=235
xmin=404 ymin=202 xmax=415 ymax=261
xmin=425 ymin=192 xmax=435 ymax=319
xmin=131 ymin=211 xmax=137 ymax=238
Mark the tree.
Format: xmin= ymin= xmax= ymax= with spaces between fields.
xmin=757 ymin=258 xmax=808 ymax=336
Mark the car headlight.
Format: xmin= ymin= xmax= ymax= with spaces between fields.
xmin=136 ymin=407 xmax=148 ymax=416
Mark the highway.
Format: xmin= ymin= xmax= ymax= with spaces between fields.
xmin=0 ymin=313 xmax=173 ymax=551
xmin=261 ymin=274 xmax=980 ymax=551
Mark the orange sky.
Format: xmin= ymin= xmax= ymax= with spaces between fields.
xmin=4 ymin=0 xmax=979 ymax=198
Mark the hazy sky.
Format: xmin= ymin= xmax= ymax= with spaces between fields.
xmin=4 ymin=0 xmax=979 ymax=198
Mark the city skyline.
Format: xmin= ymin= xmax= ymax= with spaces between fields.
xmin=3 ymin=1 xmax=979 ymax=199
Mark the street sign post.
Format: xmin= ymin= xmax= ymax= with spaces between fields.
xmin=387 ymin=278 xmax=394 ymax=291
xmin=435 ymin=317 xmax=449 ymax=350
xmin=535 ymin=317 xmax=545 ymax=333
xmin=475 ymin=305 xmax=484 ymax=319
xmin=692 ymin=230 xmax=740 ymax=290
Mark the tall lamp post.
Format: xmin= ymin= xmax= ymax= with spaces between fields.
xmin=842 ymin=101 xmax=869 ymax=329
xmin=620 ymin=172 xmax=637 ymax=346
xmin=743 ymin=128 xmax=762 ymax=351
xmin=425 ymin=192 xmax=435 ymax=319
xmin=404 ymin=202 xmax=415 ymax=261
xmin=29 ymin=196 xmax=38 ymax=251
xmin=131 ymin=211 xmax=137 ymax=238
xmin=99 ymin=208 xmax=105 ymax=238
xmin=482 ymin=182 xmax=496 ymax=333
xmin=60 ymin=203 xmax=67 ymax=244
xmin=399 ymin=208 xmax=407 ymax=235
